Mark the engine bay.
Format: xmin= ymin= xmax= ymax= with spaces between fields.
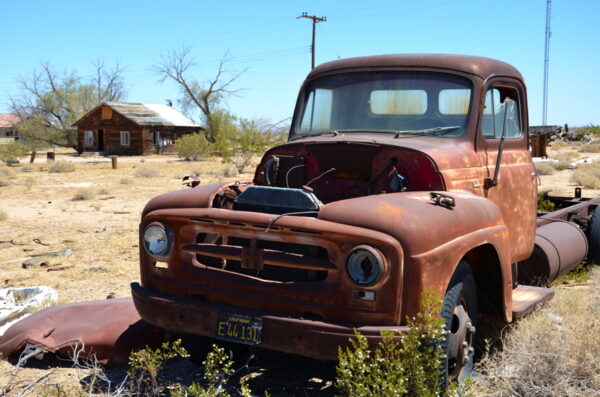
xmin=215 ymin=142 xmax=445 ymax=215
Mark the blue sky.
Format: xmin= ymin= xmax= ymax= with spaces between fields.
xmin=1 ymin=0 xmax=598 ymax=127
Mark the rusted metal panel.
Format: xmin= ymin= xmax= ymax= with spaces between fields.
xmin=0 ymin=298 xmax=169 ymax=367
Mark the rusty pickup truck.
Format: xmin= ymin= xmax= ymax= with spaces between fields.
xmin=131 ymin=54 xmax=600 ymax=382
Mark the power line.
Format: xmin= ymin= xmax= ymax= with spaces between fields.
xmin=543 ymin=0 xmax=552 ymax=126
xmin=297 ymin=12 xmax=327 ymax=69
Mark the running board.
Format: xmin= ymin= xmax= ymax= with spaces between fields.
xmin=512 ymin=285 xmax=555 ymax=319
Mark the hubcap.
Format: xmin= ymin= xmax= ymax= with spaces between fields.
xmin=446 ymin=298 xmax=476 ymax=380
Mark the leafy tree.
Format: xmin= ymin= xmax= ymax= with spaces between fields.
xmin=10 ymin=60 xmax=125 ymax=149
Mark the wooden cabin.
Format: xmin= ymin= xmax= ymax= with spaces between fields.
xmin=73 ymin=102 xmax=202 ymax=155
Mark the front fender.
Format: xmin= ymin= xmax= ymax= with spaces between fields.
xmin=141 ymin=182 xmax=231 ymax=218
xmin=319 ymin=191 xmax=512 ymax=321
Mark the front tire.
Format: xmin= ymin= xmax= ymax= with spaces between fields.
xmin=587 ymin=208 xmax=600 ymax=265
xmin=440 ymin=261 xmax=478 ymax=385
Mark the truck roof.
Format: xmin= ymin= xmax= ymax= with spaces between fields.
xmin=308 ymin=54 xmax=523 ymax=82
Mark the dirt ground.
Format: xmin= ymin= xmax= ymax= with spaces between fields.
xmin=0 ymin=144 xmax=598 ymax=396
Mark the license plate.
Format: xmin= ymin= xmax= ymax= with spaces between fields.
xmin=215 ymin=312 xmax=262 ymax=345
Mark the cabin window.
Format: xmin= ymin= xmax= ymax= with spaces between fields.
xmin=482 ymin=87 xmax=522 ymax=139
xmin=84 ymin=130 xmax=93 ymax=146
xmin=120 ymin=131 xmax=130 ymax=147
xmin=299 ymin=88 xmax=333 ymax=132
xmin=152 ymin=131 xmax=161 ymax=147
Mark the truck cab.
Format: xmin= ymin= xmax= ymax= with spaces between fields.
xmin=131 ymin=54 xmax=597 ymax=382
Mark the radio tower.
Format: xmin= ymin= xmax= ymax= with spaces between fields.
xmin=542 ymin=0 xmax=552 ymax=126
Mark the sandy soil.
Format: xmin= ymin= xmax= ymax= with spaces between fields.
xmin=0 ymin=143 xmax=597 ymax=395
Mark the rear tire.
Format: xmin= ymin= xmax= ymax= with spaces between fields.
xmin=440 ymin=261 xmax=478 ymax=387
xmin=587 ymin=208 xmax=600 ymax=265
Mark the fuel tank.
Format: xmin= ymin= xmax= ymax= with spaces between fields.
xmin=518 ymin=221 xmax=588 ymax=285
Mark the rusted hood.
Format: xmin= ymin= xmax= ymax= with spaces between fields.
xmin=318 ymin=191 xmax=505 ymax=257
xmin=0 ymin=298 xmax=169 ymax=367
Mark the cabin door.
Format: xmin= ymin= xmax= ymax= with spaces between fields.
xmin=97 ymin=129 xmax=105 ymax=151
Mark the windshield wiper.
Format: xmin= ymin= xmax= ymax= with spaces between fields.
xmin=394 ymin=126 xmax=461 ymax=138
xmin=290 ymin=130 xmax=339 ymax=141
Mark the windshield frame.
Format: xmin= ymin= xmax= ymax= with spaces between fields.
xmin=290 ymin=69 xmax=476 ymax=140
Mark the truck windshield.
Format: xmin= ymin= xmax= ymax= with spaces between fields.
xmin=294 ymin=71 xmax=473 ymax=138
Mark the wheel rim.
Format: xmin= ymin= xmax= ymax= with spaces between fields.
xmin=446 ymin=295 xmax=476 ymax=381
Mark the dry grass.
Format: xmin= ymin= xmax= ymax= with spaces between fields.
xmin=473 ymin=271 xmax=600 ymax=396
xmin=0 ymin=208 xmax=7 ymax=221
xmin=49 ymin=160 xmax=76 ymax=173
xmin=72 ymin=188 xmax=96 ymax=201
xmin=551 ymin=140 xmax=568 ymax=149
xmin=134 ymin=164 xmax=160 ymax=178
xmin=0 ymin=166 xmax=16 ymax=186
xmin=571 ymin=161 xmax=600 ymax=189
xmin=219 ymin=164 xmax=239 ymax=178
xmin=534 ymin=162 xmax=555 ymax=176
xmin=579 ymin=143 xmax=600 ymax=153
xmin=120 ymin=176 xmax=133 ymax=185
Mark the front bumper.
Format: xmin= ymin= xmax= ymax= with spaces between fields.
xmin=131 ymin=282 xmax=409 ymax=360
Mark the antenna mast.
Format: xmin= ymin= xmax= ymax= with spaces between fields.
xmin=543 ymin=0 xmax=552 ymax=126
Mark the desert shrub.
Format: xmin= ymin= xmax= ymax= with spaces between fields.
xmin=551 ymin=160 xmax=572 ymax=171
xmin=579 ymin=143 xmax=600 ymax=153
xmin=0 ymin=142 xmax=29 ymax=165
xmin=0 ymin=166 xmax=16 ymax=179
xmin=537 ymin=193 xmax=555 ymax=212
xmin=174 ymin=133 xmax=211 ymax=161
xmin=134 ymin=164 xmax=160 ymax=178
xmin=120 ymin=176 xmax=133 ymax=185
xmin=97 ymin=187 xmax=110 ymax=195
xmin=576 ymin=123 xmax=600 ymax=135
xmin=48 ymin=160 xmax=75 ymax=173
xmin=336 ymin=291 xmax=446 ymax=396
xmin=219 ymin=164 xmax=238 ymax=178
xmin=128 ymin=339 xmax=253 ymax=397
xmin=0 ymin=166 xmax=16 ymax=187
xmin=551 ymin=140 xmax=567 ymax=149
xmin=23 ymin=176 xmax=35 ymax=189
xmin=571 ymin=161 xmax=600 ymax=189
xmin=170 ymin=344 xmax=253 ymax=397
xmin=552 ymin=151 xmax=580 ymax=162
xmin=0 ymin=209 xmax=7 ymax=221
xmin=72 ymin=188 xmax=95 ymax=201
xmin=534 ymin=162 xmax=554 ymax=176
xmin=472 ymin=270 xmax=600 ymax=395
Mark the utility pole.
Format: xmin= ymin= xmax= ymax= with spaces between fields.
xmin=297 ymin=12 xmax=327 ymax=69
xmin=542 ymin=0 xmax=552 ymax=126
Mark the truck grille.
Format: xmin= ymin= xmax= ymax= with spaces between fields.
xmin=186 ymin=229 xmax=331 ymax=283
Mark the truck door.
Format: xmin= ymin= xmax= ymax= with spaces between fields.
xmin=477 ymin=83 xmax=537 ymax=264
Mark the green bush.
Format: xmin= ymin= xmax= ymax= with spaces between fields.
xmin=128 ymin=339 xmax=254 ymax=397
xmin=336 ymin=291 xmax=446 ymax=397
xmin=174 ymin=133 xmax=211 ymax=161
xmin=0 ymin=142 xmax=29 ymax=165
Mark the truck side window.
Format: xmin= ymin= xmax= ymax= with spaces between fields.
xmin=482 ymin=87 xmax=522 ymax=139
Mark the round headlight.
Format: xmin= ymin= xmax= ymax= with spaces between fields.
xmin=143 ymin=224 xmax=171 ymax=258
xmin=346 ymin=246 xmax=385 ymax=286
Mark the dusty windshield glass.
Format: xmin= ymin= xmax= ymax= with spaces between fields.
xmin=295 ymin=71 xmax=473 ymax=137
